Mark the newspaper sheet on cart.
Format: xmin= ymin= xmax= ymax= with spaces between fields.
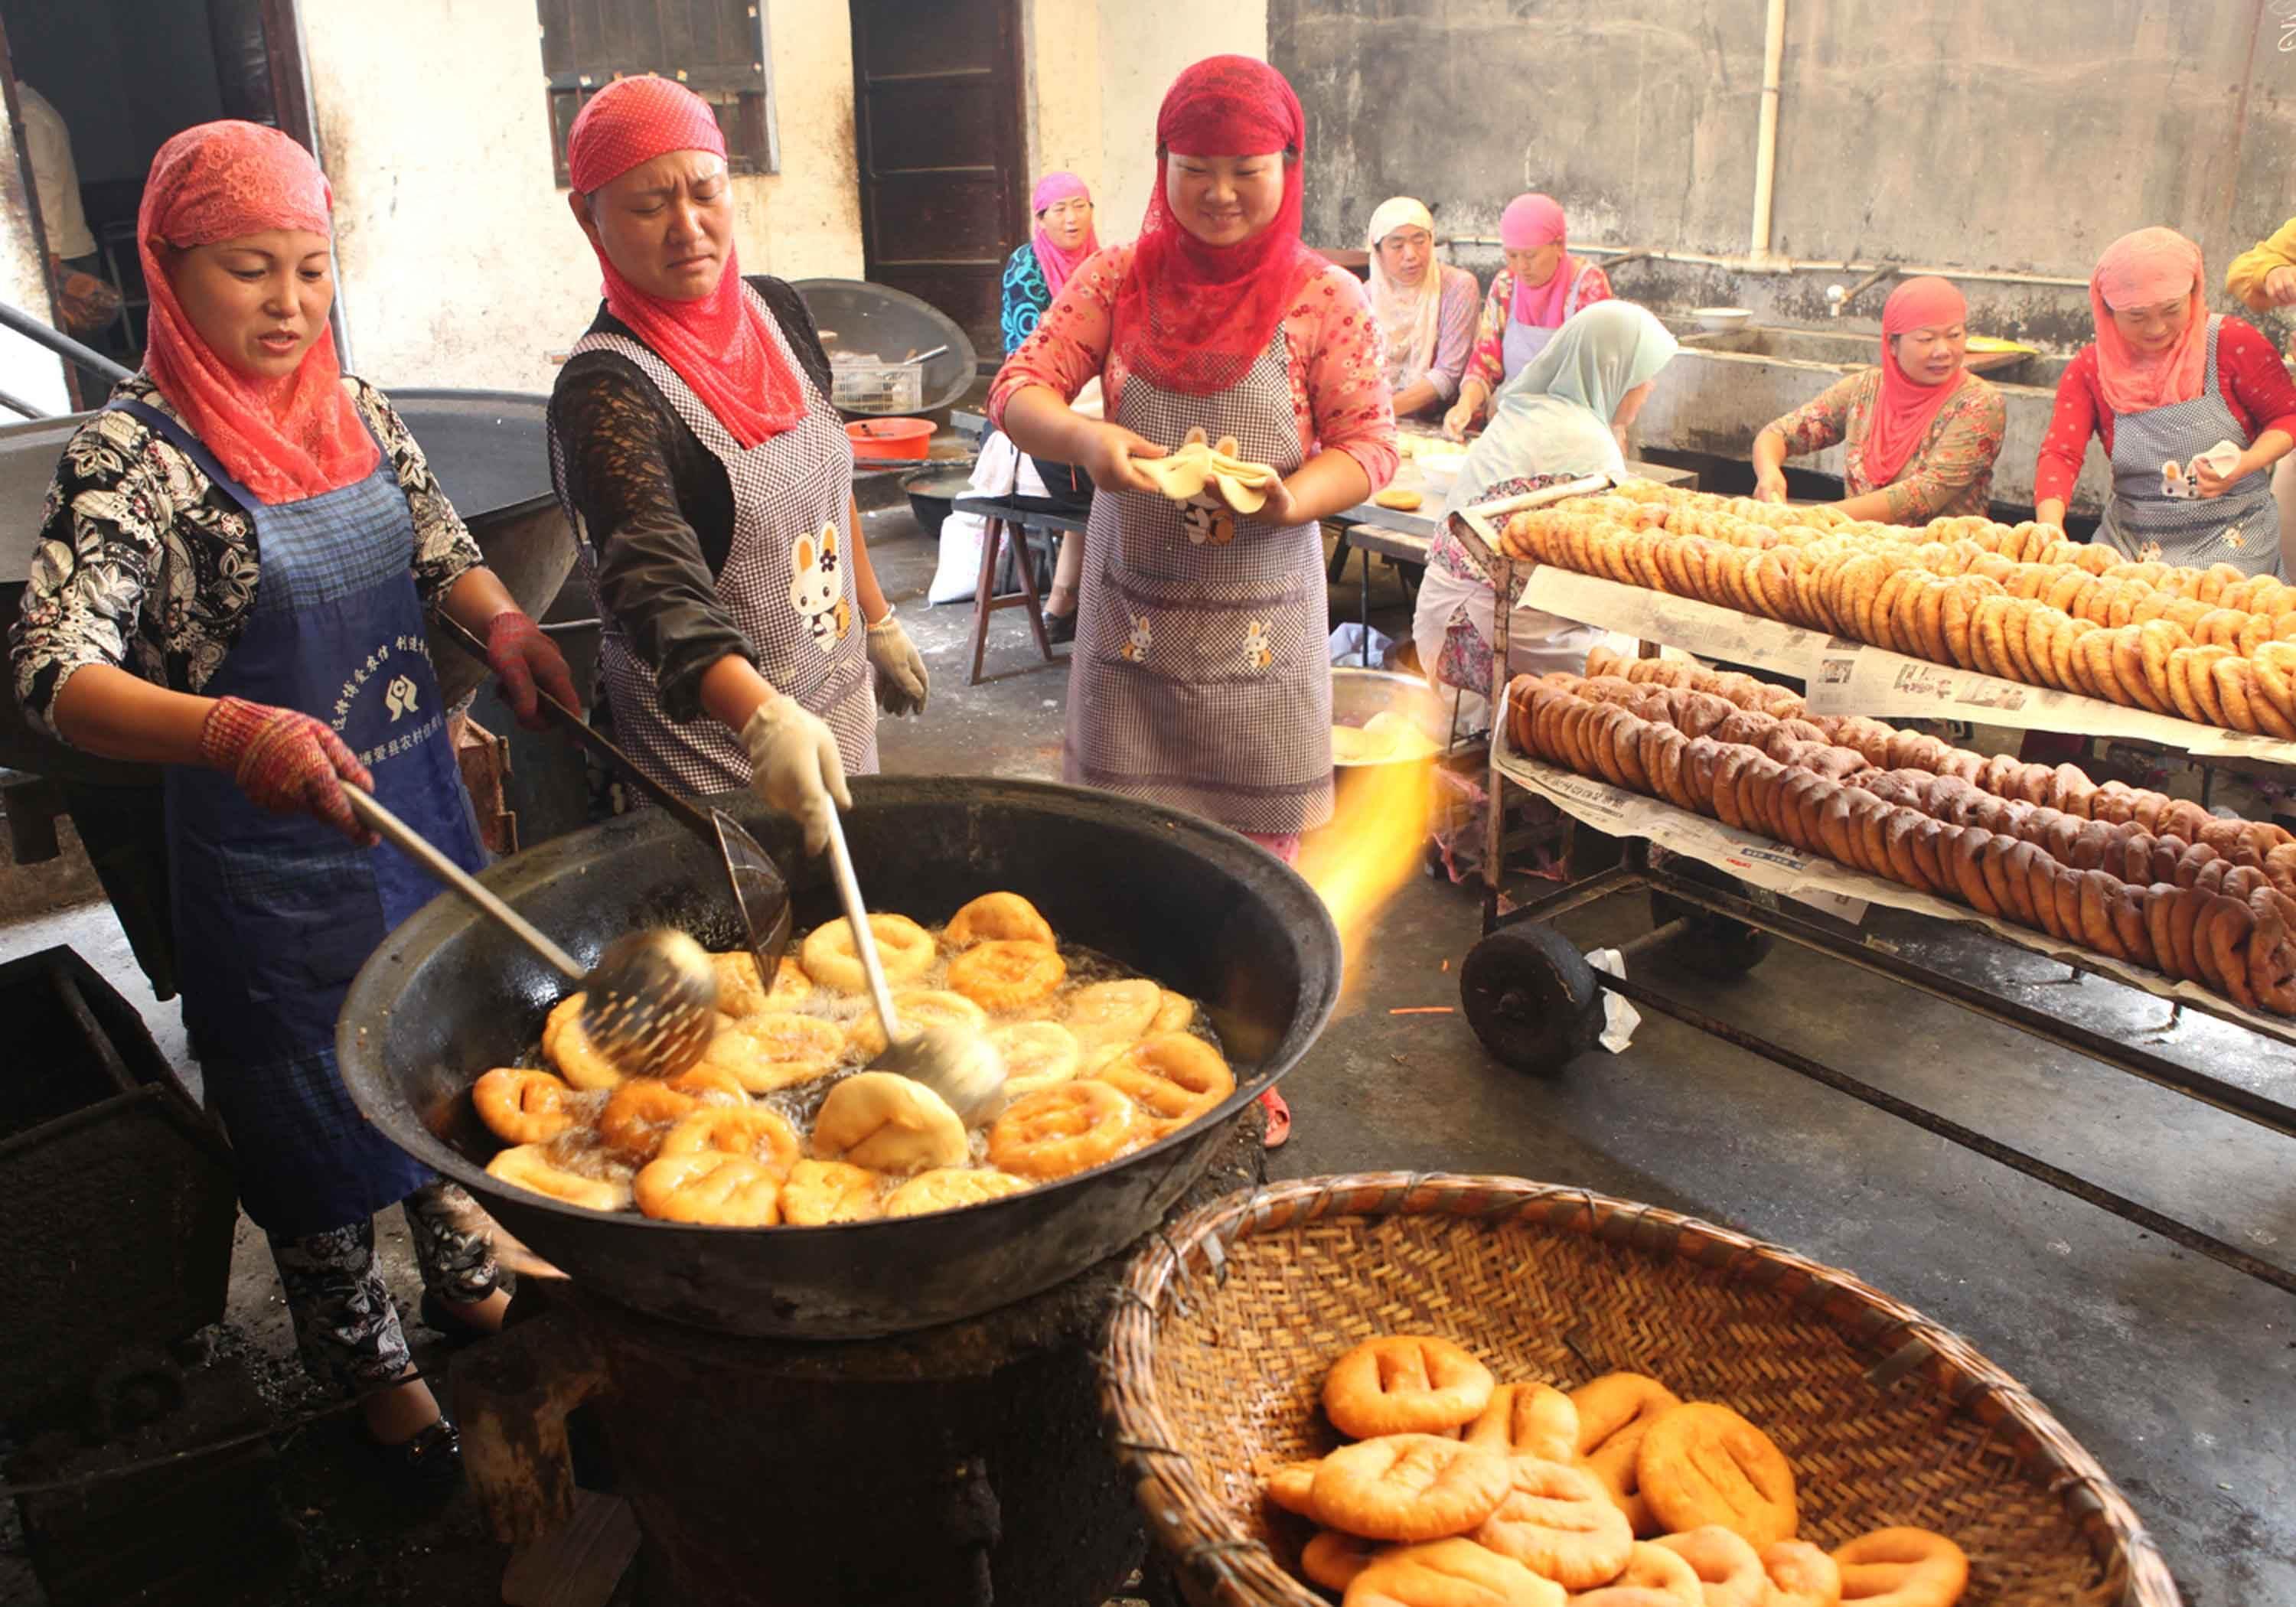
xmin=1492 ymin=704 xmax=2296 ymax=1040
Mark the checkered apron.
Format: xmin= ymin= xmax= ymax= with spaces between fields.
xmin=2098 ymin=315 xmax=2284 ymax=579
xmin=1066 ymin=331 xmax=1332 ymax=835
xmin=560 ymin=285 xmax=877 ymax=796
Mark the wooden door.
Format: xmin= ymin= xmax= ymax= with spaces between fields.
xmin=849 ymin=0 xmax=1025 ymax=363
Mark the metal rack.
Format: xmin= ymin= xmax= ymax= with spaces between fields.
xmin=1464 ymin=539 xmax=2296 ymax=1299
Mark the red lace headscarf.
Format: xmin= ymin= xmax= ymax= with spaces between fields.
xmin=139 ymin=121 xmax=378 ymax=505
xmin=1113 ymin=55 xmax=1316 ymax=396
xmin=1861 ymin=276 xmax=1971 ymax=487
xmin=566 ymin=76 xmax=806 ymax=446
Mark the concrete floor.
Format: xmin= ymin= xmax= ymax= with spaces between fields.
xmin=2 ymin=505 xmax=2292 ymax=1604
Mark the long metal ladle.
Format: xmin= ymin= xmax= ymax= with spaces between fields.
xmin=341 ymin=782 xmax=719 ymax=1077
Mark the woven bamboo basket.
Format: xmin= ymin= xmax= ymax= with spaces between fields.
xmin=1102 ymin=1173 xmax=2179 ymax=1607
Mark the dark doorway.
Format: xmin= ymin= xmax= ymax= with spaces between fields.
xmin=848 ymin=0 xmax=1026 ymax=363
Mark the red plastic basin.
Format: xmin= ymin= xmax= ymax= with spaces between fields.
xmin=845 ymin=418 xmax=935 ymax=462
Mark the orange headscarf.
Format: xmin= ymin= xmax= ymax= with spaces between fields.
xmin=566 ymin=77 xmax=806 ymax=447
xmin=139 ymin=121 xmax=378 ymax=505
xmin=2090 ymin=227 xmax=2208 ymax=417
xmin=1860 ymin=276 xmax=1969 ymax=487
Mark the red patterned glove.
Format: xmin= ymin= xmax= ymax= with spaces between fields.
xmin=198 ymin=696 xmax=375 ymax=842
xmin=485 ymin=610 xmax=579 ymax=732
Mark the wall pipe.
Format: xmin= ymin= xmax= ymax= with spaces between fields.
xmin=1748 ymin=0 xmax=1787 ymax=266
xmin=1442 ymin=239 xmax=2091 ymax=291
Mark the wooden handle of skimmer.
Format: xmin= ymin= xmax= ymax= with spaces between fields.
xmin=820 ymin=805 xmax=902 ymax=1041
xmin=341 ymin=783 xmax=585 ymax=981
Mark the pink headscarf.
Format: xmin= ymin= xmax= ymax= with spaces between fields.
xmin=1861 ymin=276 xmax=1970 ymax=487
xmin=139 ymin=121 xmax=379 ymax=505
xmin=1501 ymin=193 xmax=1579 ymax=330
xmin=2090 ymin=227 xmax=2208 ymax=417
xmin=567 ymin=77 xmax=805 ymax=447
xmin=1029 ymin=171 xmax=1097 ymax=301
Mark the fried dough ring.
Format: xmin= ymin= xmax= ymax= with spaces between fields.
xmin=1300 ymin=1530 xmax=1377 ymax=1593
xmin=987 ymin=1079 xmax=1138 ymax=1179
xmin=1307 ymin=1434 xmax=1512 ymax=1542
xmin=542 ymin=993 xmax=625 ymax=1090
xmin=988 ymin=1019 xmax=1084 ymax=1099
xmin=472 ymin=1067 xmax=579 ymax=1145
xmin=1462 ymin=1381 xmax=1580 ymax=1462
xmin=485 ymin=1143 xmax=633 ymax=1213
xmin=664 ymin=1061 xmax=750 ymax=1103
xmin=1093 ymin=1032 xmax=1238 ymax=1133
xmin=710 ymin=951 xmax=811 ymax=1017
xmin=943 ymin=891 xmax=1056 ymax=947
xmin=1636 ymin=1403 xmax=1797 ymax=1549
xmin=1653 ymin=1526 xmax=1766 ymax=1607
xmin=633 ymin=1149 xmax=781 ymax=1225
xmin=1570 ymin=1542 xmax=1704 ymax=1607
xmin=700 ymin=1010 xmax=848 ymax=1092
xmin=1762 ymin=1540 xmax=1844 ymax=1607
xmin=811 ymin=1071 xmax=969 ymax=1174
xmin=1064 ymin=977 xmax=1164 ymax=1047
xmin=657 ymin=1104 xmax=800 ymax=1175
xmin=778 ymin=1158 xmax=884 ymax=1224
xmin=597 ymin=1079 xmax=700 ymax=1162
xmin=1267 ymin=1459 xmax=1322 ymax=1516
xmin=1572 ymin=1373 xmax=1683 ymax=1537
xmin=1828 ymin=1527 xmax=1968 ymax=1607
xmin=1470 ymin=1456 xmax=1634 ymax=1589
xmin=1345 ymin=1538 xmax=1564 ymax=1607
xmin=801 ymin=913 xmax=936 ymax=993
xmin=947 ymin=938 xmax=1067 ymax=1011
xmin=882 ymin=1167 xmax=1029 ymax=1216
xmin=844 ymin=988 xmax=990 ymax=1060
xmin=1150 ymin=989 xmax=1198 ymax=1033
xmin=1324 ymin=1335 xmax=1497 ymax=1438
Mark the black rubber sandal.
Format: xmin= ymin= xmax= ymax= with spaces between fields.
xmin=366 ymin=1416 xmax=462 ymax=1492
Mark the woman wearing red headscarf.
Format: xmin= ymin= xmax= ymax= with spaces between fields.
xmin=990 ymin=54 xmax=1397 ymax=859
xmin=9 ymin=121 xmax=577 ymax=1479
xmin=1442 ymin=192 xmax=1613 ymax=438
xmin=1751 ymin=276 xmax=2007 ymax=523
xmin=2036 ymin=227 xmax=2296 ymax=575
xmin=548 ymin=76 xmax=927 ymax=857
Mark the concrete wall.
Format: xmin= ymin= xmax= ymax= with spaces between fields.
xmin=1271 ymin=0 xmax=2296 ymax=347
xmin=298 ymin=0 xmax=863 ymax=395
xmin=0 ymin=94 xmax=69 ymax=416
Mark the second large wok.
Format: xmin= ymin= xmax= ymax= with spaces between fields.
xmin=336 ymin=777 xmax=1340 ymax=1339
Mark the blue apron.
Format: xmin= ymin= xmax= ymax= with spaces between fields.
xmin=118 ymin=399 xmax=487 ymax=1237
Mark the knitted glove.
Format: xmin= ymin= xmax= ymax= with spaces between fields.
xmin=198 ymin=696 xmax=374 ymax=841
xmin=740 ymin=695 xmax=850 ymax=856
xmin=484 ymin=609 xmax=580 ymax=732
xmin=865 ymin=607 xmax=929 ymax=717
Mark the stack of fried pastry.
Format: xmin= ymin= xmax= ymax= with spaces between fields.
xmin=1505 ymin=654 xmax=2296 ymax=1016
xmin=1261 ymin=1332 xmax=1968 ymax=1606
xmin=1497 ymin=483 xmax=2296 ymax=737
xmin=470 ymin=891 xmax=1237 ymax=1224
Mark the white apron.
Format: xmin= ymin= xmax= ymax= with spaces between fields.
xmin=1499 ymin=262 xmax=1594 ymax=382
xmin=1065 ymin=331 xmax=1331 ymax=836
xmin=561 ymin=285 xmax=878 ymax=795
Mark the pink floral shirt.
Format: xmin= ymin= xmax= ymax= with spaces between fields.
xmin=1462 ymin=263 xmax=1615 ymax=407
xmin=987 ymin=243 xmax=1399 ymax=491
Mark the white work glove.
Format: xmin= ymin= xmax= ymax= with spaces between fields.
xmin=741 ymin=696 xmax=850 ymax=856
xmin=865 ymin=606 xmax=929 ymax=717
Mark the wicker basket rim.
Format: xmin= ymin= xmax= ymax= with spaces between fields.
xmin=1101 ymin=1170 xmax=2181 ymax=1607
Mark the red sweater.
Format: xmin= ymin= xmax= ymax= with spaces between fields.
xmin=2034 ymin=318 xmax=2296 ymax=504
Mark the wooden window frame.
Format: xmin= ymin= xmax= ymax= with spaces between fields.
xmin=537 ymin=0 xmax=780 ymax=188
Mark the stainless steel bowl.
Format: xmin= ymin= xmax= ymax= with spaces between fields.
xmin=1330 ymin=668 xmax=1453 ymax=767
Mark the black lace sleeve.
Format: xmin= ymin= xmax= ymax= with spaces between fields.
xmin=549 ymin=354 xmax=754 ymax=723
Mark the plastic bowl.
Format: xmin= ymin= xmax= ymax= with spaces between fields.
xmin=1692 ymin=307 xmax=1754 ymax=332
xmin=845 ymin=418 xmax=935 ymax=462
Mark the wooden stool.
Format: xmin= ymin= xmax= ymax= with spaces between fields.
xmin=954 ymin=496 xmax=1087 ymax=685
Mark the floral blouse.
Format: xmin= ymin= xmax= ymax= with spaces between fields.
xmin=10 ymin=373 xmax=481 ymax=738
xmin=1766 ymin=368 xmax=2007 ymax=523
xmin=986 ymin=243 xmax=1400 ymax=491
xmin=1461 ymin=262 xmax=1615 ymax=404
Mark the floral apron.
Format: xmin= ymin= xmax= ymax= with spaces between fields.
xmin=561 ymin=285 xmax=877 ymax=797
xmin=1066 ymin=331 xmax=1331 ymax=835
xmin=119 ymin=398 xmax=480 ymax=1236
xmin=2098 ymin=315 xmax=2283 ymax=579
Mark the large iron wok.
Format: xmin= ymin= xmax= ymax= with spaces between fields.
xmin=337 ymin=777 xmax=1339 ymax=1339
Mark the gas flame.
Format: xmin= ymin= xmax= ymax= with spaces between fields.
xmin=1296 ymin=756 xmax=1437 ymax=1012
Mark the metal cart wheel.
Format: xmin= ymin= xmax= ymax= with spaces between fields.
xmin=1648 ymin=858 xmax=1775 ymax=978
xmin=1461 ymin=924 xmax=1604 ymax=1073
